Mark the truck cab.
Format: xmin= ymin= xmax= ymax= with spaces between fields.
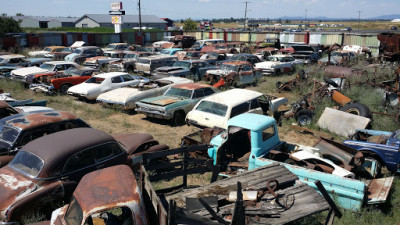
xmin=207 ymin=113 xmax=394 ymax=210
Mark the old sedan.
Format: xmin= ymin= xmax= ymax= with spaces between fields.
xmin=67 ymin=72 xmax=149 ymax=100
xmin=97 ymin=76 xmax=193 ymax=110
xmin=0 ymin=127 xmax=166 ymax=224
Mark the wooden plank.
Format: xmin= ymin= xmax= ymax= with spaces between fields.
xmin=142 ymin=145 xmax=209 ymax=160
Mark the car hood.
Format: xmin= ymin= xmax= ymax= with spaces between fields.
xmin=140 ymin=96 xmax=182 ymax=106
xmin=11 ymin=67 xmax=48 ymax=76
xmin=97 ymin=87 xmax=140 ymax=103
xmin=206 ymin=69 xmax=234 ymax=75
xmin=0 ymin=166 xmax=37 ymax=212
xmin=157 ymin=66 xmax=186 ymax=73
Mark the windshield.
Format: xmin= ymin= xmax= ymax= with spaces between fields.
xmin=173 ymin=61 xmax=191 ymax=68
xmin=165 ymin=87 xmax=192 ymax=99
xmin=160 ymin=49 xmax=171 ymax=55
xmin=65 ymin=68 xmax=82 ymax=76
xmin=0 ymin=125 xmax=19 ymax=144
xmin=65 ymin=197 xmax=84 ymax=225
xmin=0 ymin=58 xmax=4 ymax=63
xmin=62 ymin=48 xmax=71 ymax=52
xmin=230 ymin=55 xmax=247 ymax=61
xmin=124 ymin=54 xmax=138 ymax=59
xmin=40 ymin=63 xmax=55 ymax=71
xmin=220 ymin=64 xmax=238 ymax=71
xmin=196 ymin=101 xmax=228 ymax=116
xmin=9 ymin=151 xmax=44 ymax=177
xmin=72 ymin=49 xmax=82 ymax=54
xmin=192 ymin=41 xmax=201 ymax=47
xmin=106 ymin=44 xmax=116 ymax=49
xmin=86 ymin=77 xmax=105 ymax=84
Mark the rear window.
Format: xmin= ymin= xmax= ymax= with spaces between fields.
xmin=86 ymin=77 xmax=105 ymax=84
xmin=0 ymin=125 xmax=20 ymax=144
xmin=196 ymin=101 xmax=228 ymax=116
xmin=10 ymin=151 xmax=44 ymax=177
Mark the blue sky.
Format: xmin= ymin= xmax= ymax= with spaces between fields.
xmin=2 ymin=0 xmax=400 ymax=20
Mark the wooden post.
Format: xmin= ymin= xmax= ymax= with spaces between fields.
xmin=183 ymin=149 xmax=188 ymax=188
xmin=314 ymin=180 xmax=342 ymax=225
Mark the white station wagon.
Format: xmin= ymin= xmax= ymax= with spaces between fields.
xmin=186 ymin=89 xmax=288 ymax=129
xmin=67 ymin=72 xmax=147 ymax=100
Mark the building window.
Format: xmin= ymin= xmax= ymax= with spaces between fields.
xmin=82 ymin=24 xmax=88 ymax=28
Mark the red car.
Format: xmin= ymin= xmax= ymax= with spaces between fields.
xmin=30 ymin=67 xmax=98 ymax=94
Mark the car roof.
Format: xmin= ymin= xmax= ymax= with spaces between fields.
xmin=228 ymin=113 xmax=276 ymax=131
xmin=44 ymin=61 xmax=77 ymax=65
xmin=172 ymin=83 xmax=211 ymax=90
xmin=74 ymin=165 xmax=140 ymax=212
xmin=1 ymin=110 xmax=77 ymax=131
xmin=94 ymin=72 xmax=129 ymax=78
xmin=199 ymin=89 xmax=262 ymax=106
xmin=223 ymin=61 xmax=251 ymax=66
xmin=23 ymin=128 xmax=114 ymax=178
xmin=1 ymin=54 xmax=25 ymax=59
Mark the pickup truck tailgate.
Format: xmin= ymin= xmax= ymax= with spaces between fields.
xmin=367 ymin=177 xmax=394 ymax=204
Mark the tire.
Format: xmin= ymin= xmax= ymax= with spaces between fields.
xmin=295 ymin=109 xmax=314 ymax=126
xmin=275 ymin=69 xmax=281 ymax=76
xmin=276 ymin=81 xmax=283 ymax=89
xmin=171 ymin=111 xmax=185 ymax=126
xmin=60 ymin=84 xmax=71 ymax=95
xmin=340 ymin=102 xmax=372 ymax=118
xmin=323 ymin=77 xmax=339 ymax=88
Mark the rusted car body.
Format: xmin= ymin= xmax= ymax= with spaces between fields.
xmin=0 ymin=110 xmax=89 ymax=168
xmin=377 ymin=33 xmax=400 ymax=61
xmin=173 ymin=35 xmax=196 ymax=48
xmin=107 ymin=51 xmax=154 ymax=72
xmin=41 ymin=165 xmax=149 ymax=225
xmin=82 ymin=51 xmax=126 ymax=70
xmin=30 ymin=67 xmax=98 ymax=94
xmin=324 ymin=65 xmax=367 ymax=78
xmin=204 ymin=61 xmax=262 ymax=87
xmin=0 ymin=127 xmax=167 ymax=224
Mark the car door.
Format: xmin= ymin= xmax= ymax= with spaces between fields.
xmin=60 ymin=148 xmax=96 ymax=182
xmin=239 ymin=64 xmax=253 ymax=85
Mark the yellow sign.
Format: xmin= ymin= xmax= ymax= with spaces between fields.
xmin=111 ymin=16 xmax=122 ymax=24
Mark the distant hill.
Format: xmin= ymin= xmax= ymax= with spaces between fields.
xmin=367 ymin=14 xmax=400 ymax=20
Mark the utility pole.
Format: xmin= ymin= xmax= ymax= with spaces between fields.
xmin=305 ymin=9 xmax=307 ymax=27
xmin=243 ymin=1 xmax=251 ymax=29
xmin=138 ymin=0 xmax=142 ymax=32
xmin=357 ymin=10 xmax=361 ymax=31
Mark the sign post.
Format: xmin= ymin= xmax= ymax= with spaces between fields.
xmin=109 ymin=2 xmax=125 ymax=33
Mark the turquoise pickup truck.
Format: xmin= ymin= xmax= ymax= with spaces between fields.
xmin=207 ymin=113 xmax=394 ymax=210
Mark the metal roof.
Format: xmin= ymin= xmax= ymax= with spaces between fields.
xmin=227 ymin=113 xmax=276 ymax=131
xmin=200 ymin=89 xmax=262 ymax=106
xmin=13 ymin=16 xmax=78 ymax=23
xmin=79 ymin=14 xmax=167 ymax=24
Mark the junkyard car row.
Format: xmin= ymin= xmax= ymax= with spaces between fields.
xmin=0 ymin=32 xmax=399 ymax=225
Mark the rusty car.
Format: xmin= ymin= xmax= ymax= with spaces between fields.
xmin=0 ymin=110 xmax=89 ymax=167
xmin=107 ymin=51 xmax=154 ymax=73
xmin=0 ymin=127 xmax=168 ymax=224
xmin=135 ymin=83 xmax=219 ymax=125
xmin=204 ymin=61 xmax=262 ymax=87
xmin=29 ymin=67 xmax=99 ymax=95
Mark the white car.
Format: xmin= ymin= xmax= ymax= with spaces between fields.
xmin=67 ymin=72 xmax=148 ymax=100
xmin=290 ymin=150 xmax=355 ymax=178
xmin=96 ymin=76 xmax=193 ymax=110
xmin=186 ymin=89 xmax=288 ymax=129
xmin=254 ymin=54 xmax=303 ymax=75
xmin=10 ymin=61 xmax=80 ymax=84
xmin=28 ymin=46 xmax=67 ymax=57
xmin=0 ymin=54 xmax=25 ymax=65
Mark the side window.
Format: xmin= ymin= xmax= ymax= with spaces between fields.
xmin=249 ymin=98 xmax=260 ymax=109
xmin=243 ymin=65 xmax=252 ymax=72
xmin=262 ymin=126 xmax=276 ymax=141
xmin=55 ymin=64 xmax=65 ymax=71
xmin=51 ymin=122 xmax=76 ymax=133
xmin=121 ymin=75 xmax=134 ymax=82
xmin=111 ymin=76 xmax=123 ymax=83
xmin=193 ymin=89 xmax=205 ymax=98
xmin=203 ymin=88 xmax=215 ymax=96
xmin=84 ymin=207 xmax=134 ymax=225
xmin=62 ymin=149 xmax=95 ymax=174
xmin=94 ymin=142 xmax=123 ymax=162
xmin=18 ymin=129 xmax=52 ymax=146
xmin=231 ymin=102 xmax=250 ymax=118
xmin=96 ymin=49 xmax=103 ymax=55
xmin=9 ymin=58 xmax=23 ymax=64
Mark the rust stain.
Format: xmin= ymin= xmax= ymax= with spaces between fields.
xmin=173 ymin=83 xmax=211 ymax=90
xmin=8 ymin=111 xmax=77 ymax=130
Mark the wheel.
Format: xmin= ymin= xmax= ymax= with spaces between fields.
xmin=275 ymin=69 xmax=281 ymax=76
xmin=171 ymin=111 xmax=185 ymax=126
xmin=60 ymin=84 xmax=71 ymax=95
xmin=276 ymin=81 xmax=283 ymax=89
xmin=340 ymin=102 xmax=372 ymax=118
xmin=323 ymin=78 xmax=339 ymax=88
xmin=295 ymin=109 xmax=314 ymax=126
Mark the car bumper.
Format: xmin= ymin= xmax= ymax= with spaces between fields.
xmin=136 ymin=108 xmax=172 ymax=119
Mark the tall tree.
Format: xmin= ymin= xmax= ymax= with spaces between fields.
xmin=183 ymin=18 xmax=197 ymax=31
xmin=0 ymin=15 xmax=22 ymax=34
